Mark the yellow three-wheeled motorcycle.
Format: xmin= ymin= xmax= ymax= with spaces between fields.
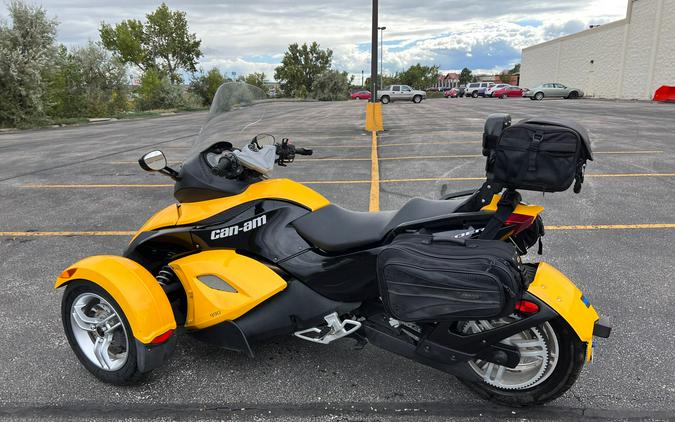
xmin=55 ymin=83 xmax=610 ymax=407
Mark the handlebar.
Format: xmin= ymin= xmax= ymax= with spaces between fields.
xmin=211 ymin=153 xmax=243 ymax=178
xmin=295 ymin=147 xmax=313 ymax=156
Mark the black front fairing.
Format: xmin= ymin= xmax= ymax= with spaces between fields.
xmin=173 ymin=152 xmax=260 ymax=203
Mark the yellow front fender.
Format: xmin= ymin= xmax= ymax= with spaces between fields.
xmin=55 ymin=256 xmax=176 ymax=344
xmin=527 ymin=262 xmax=600 ymax=361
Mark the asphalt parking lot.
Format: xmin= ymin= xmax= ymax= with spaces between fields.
xmin=0 ymin=97 xmax=674 ymax=420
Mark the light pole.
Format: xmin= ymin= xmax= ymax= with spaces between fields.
xmin=378 ymin=26 xmax=386 ymax=89
xmin=370 ymin=0 xmax=378 ymax=102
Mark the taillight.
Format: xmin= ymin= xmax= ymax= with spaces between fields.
xmin=504 ymin=213 xmax=535 ymax=235
xmin=515 ymin=300 xmax=540 ymax=314
xmin=150 ymin=329 xmax=174 ymax=344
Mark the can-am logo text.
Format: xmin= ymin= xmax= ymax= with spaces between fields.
xmin=210 ymin=215 xmax=267 ymax=240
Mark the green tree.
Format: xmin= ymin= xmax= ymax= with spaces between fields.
xmin=100 ymin=3 xmax=202 ymax=84
xmin=397 ymin=63 xmax=439 ymax=90
xmin=274 ymin=42 xmax=333 ymax=97
xmin=190 ymin=68 xmax=228 ymax=106
xmin=0 ymin=1 xmax=57 ymax=127
xmin=459 ymin=67 xmax=473 ymax=85
xmin=243 ymin=72 xmax=268 ymax=93
xmin=47 ymin=42 xmax=129 ymax=117
xmin=311 ymin=70 xmax=352 ymax=101
xmin=135 ymin=68 xmax=184 ymax=110
xmin=508 ymin=63 xmax=521 ymax=74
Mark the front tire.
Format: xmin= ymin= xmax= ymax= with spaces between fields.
xmin=472 ymin=91 xmax=479 ymax=98
xmin=413 ymin=95 xmax=423 ymax=103
xmin=62 ymin=280 xmax=147 ymax=385
xmin=458 ymin=317 xmax=586 ymax=407
xmin=568 ymin=91 xmax=579 ymax=99
xmin=500 ymin=94 xmax=508 ymax=99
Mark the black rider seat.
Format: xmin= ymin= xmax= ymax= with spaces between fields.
xmin=292 ymin=197 xmax=466 ymax=252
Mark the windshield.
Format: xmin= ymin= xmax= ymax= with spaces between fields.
xmin=189 ymin=82 xmax=274 ymax=158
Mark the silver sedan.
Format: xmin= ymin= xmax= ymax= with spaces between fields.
xmin=524 ymin=83 xmax=584 ymax=100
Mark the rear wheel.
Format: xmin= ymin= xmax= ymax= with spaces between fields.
xmin=534 ymin=92 xmax=544 ymax=101
xmin=458 ymin=316 xmax=586 ymax=407
xmin=62 ymin=280 xmax=146 ymax=385
xmin=413 ymin=95 xmax=423 ymax=103
xmin=380 ymin=96 xmax=390 ymax=104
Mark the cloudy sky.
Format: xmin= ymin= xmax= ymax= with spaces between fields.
xmin=4 ymin=0 xmax=629 ymax=79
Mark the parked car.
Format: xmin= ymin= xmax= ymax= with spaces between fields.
xmin=523 ymin=83 xmax=584 ymax=100
xmin=377 ymin=85 xmax=426 ymax=104
xmin=351 ymin=90 xmax=372 ymax=100
xmin=493 ymin=86 xmax=526 ymax=99
xmin=444 ymin=86 xmax=465 ymax=98
xmin=486 ymin=84 xmax=511 ymax=97
xmin=465 ymin=82 xmax=495 ymax=98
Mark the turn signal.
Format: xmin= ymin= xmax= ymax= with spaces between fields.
xmin=515 ymin=300 xmax=540 ymax=314
xmin=150 ymin=329 xmax=174 ymax=344
xmin=59 ymin=268 xmax=77 ymax=279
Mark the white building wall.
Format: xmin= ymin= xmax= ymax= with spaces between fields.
xmin=520 ymin=0 xmax=675 ymax=100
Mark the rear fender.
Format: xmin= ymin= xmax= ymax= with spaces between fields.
xmin=527 ymin=262 xmax=602 ymax=361
xmin=55 ymin=255 xmax=176 ymax=345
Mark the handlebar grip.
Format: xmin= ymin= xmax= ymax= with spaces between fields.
xmin=212 ymin=154 xmax=241 ymax=177
xmin=295 ymin=148 xmax=313 ymax=156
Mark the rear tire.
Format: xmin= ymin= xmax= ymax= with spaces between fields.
xmin=62 ymin=280 xmax=147 ymax=385
xmin=534 ymin=92 xmax=544 ymax=101
xmin=413 ymin=95 xmax=422 ymax=103
xmin=380 ymin=96 xmax=390 ymax=104
xmin=458 ymin=317 xmax=586 ymax=407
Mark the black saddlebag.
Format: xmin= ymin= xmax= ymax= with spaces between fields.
xmin=377 ymin=235 xmax=525 ymax=322
xmin=488 ymin=118 xmax=593 ymax=193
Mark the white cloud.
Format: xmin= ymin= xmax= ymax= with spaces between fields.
xmin=2 ymin=0 xmax=629 ymax=79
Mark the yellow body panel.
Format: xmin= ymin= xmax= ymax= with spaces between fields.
xmin=176 ymin=179 xmax=329 ymax=226
xmin=169 ymin=250 xmax=287 ymax=329
xmin=481 ymin=194 xmax=545 ymax=217
xmin=130 ymin=204 xmax=179 ymax=243
xmin=527 ymin=262 xmax=599 ymax=361
xmin=54 ymin=255 xmax=176 ymax=344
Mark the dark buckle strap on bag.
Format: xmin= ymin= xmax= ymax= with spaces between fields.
xmin=528 ymin=131 xmax=544 ymax=172
xmin=573 ymin=162 xmax=586 ymax=194
xmin=479 ymin=189 xmax=521 ymax=240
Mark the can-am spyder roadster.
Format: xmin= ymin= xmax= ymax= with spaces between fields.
xmin=55 ymin=82 xmax=611 ymax=407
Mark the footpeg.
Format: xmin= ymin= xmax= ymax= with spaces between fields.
xmin=294 ymin=312 xmax=361 ymax=344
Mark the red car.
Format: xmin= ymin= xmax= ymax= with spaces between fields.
xmin=351 ymin=90 xmax=372 ymax=100
xmin=444 ymin=87 xmax=464 ymax=98
xmin=493 ymin=86 xmax=525 ymax=99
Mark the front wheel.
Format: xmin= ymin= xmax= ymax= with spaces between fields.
xmin=62 ymin=280 xmax=147 ymax=385
xmin=413 ymin=95 xmax=423 ymax=103
xmin=458 ymin=316 xmax=586 ymax=407
xmin=472 ymin=91 xmax=479 ymax=98
xmin=500 ymin=94 xmax=508 ymax=99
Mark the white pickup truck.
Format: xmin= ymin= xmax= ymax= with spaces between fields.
xmin=377 ymin=85 xmax=426 ymax=104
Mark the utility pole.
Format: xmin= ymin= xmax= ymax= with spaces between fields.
xmin=378 ymin=26 xmax=386 ymax=89
xmin=370 ymin=0 xmax=378 ymax=103
xmin=361 ymin=70 xmax=364 ymax=88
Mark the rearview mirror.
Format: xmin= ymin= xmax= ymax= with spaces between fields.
xmin=139 ymin=150 xmax=167 ymax=171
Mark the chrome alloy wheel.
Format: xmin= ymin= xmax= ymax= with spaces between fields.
xmin=70 ymin=292 xmax=129 ymax=371
xmin=460 ymin=316 xmax=560 ymax=390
